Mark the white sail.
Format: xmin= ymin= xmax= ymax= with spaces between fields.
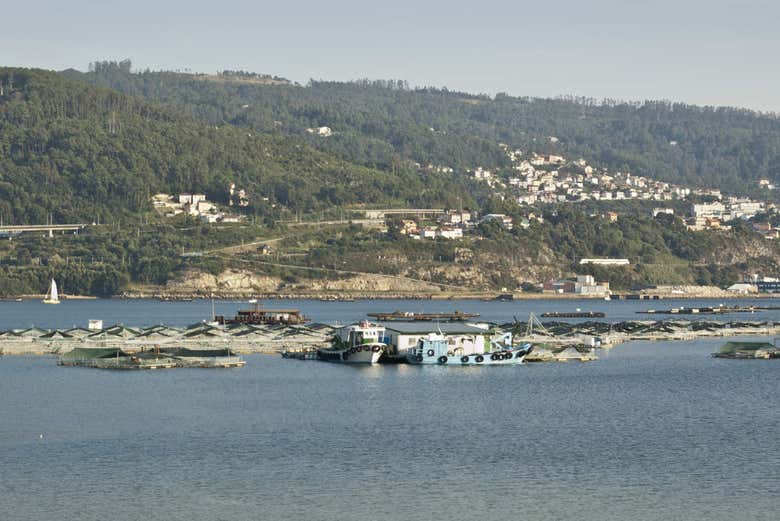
xmin=43 ymin=279 xmax=60 ymax=304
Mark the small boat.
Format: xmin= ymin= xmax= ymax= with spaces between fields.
xmin=42 ymin=279 xmax=60 ymax=304
xmin=405 ymin=332 xmax=533 ymax=365
xmin=317 ymin=321 xmax=387 ymax=364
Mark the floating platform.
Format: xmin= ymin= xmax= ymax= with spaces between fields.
xmin=216 ymin=304 xmax=309 ymax=325
xmin=712 ymin=341 xmax=780 ymax=359
xmin=540 ymin=311 xmax=605 ymax=318
xmin=367 ymin=311 xmax=479 ymax=321
xmin=57 ymin=347 xmax=245 ymax=370
xmin=525 ymin=345 xmax=598 ymax=362
xmin=640 ymin=305 xmax=780 ymax=315
xmin=281 ymin=349 xmax=319 ymax=360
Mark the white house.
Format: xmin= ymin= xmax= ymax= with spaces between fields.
xmin=437 ymin=228 xmax=463 ymax=239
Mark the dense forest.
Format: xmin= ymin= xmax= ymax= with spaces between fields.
xmin=66 ymin=61 xmax=780 ymax=195
xmin=0 ymin=67 xmax=475 ymax=225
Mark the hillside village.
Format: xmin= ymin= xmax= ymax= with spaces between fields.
xmin=150 ymin=183 xmax=250 ymax=223
xmin=463 ymin=147 xmax=780 ymax=237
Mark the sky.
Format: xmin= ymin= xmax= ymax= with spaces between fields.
xmin=2 ymin=0 xmax=779 ymax=111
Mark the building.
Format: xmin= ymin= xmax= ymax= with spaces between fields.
xmin=439 ymin=210 xmax=473 ymax=226
xmin=420 ymin=227 xmax=437 ymax=239
xmin=574 ymin=275 xmax=610 ymax=295
xmin=436 ymin=227 xmax=463 ymax=239
xmin=398 ymin=220 xmax=419 ymax=235
xmin=579 ymin=258 xmax=630 ymax=266
xmin=755 ymin=281 xmax=780 ymax=293
xmin=153 ymin=193 xmax=242 ymax=223
xmin=692 ymin=202 xmax=726 ymax=218
xmin=544 ymin=275 xmax=609 ymax=295
xmin=381 ymin=322 xmax=489 ymax=359
xmin=543 ymin=279 xmax=575 ymax=293
xmin=480 ymin=214 xmax=514 ymax=230
xmin=306 ymin=126 xmax=333 ymax=137
xmin=178 ymin=194 xmax=206 ymax=205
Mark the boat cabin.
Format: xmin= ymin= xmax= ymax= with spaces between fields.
xmin=382 ymin=322 xmax=490 ymax=358
xmin=335 ymin=321 xmax=389 ymax=348
xmin=408 ymin=333 xmax=449 ymax=359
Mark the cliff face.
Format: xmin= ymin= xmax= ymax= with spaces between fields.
xmin=698 ymin=235 xmax=778 ymax=265
xmin=165 ymin=269 xmax=282 ymax=294
xmin=163 ymin=268 xmax=442 ymax=295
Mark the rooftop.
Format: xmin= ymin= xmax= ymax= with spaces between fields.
xmin=381 ymin=322 xmax=489 ymax=334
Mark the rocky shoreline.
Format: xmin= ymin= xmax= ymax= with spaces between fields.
xmin=4 ymin=291 xmax=780 ymax=301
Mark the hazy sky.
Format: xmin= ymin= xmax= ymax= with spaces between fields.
xmin=2 ymin=0 xmax=779 ymax=110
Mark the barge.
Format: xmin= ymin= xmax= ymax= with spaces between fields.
xmin=215 ymin=303 xmax=308 ymax=325
xmin=58 ymin=346 xmax=245 ymax=369
xmin=713 ymin=341 xmax=780 ymax=359
xmin=367 ymin=310 xmax=479 ymax=322
xmin=541 ymin=311 xmax=605 ymax=318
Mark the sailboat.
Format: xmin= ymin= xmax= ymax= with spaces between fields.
xmin=43 ymin=279 xmax=60 ymax=304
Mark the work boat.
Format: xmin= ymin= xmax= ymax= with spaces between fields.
xmin=406 ymin=332 xmax=533 ymax=365
xmin=317 ymin=321 xmax=387 ymax=364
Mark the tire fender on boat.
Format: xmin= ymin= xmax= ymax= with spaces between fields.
xmin=461 ymin=356 xmax=469 ymax=363
xmin=475 ymin=355 xmax=484 ymax=363
xmin=438 ymin=356 xmax=448 ymax=365
xmin=372 ymin=345 xmax=381 ymax=353
xmin=427 ymin=349 xmax=435 ymax=357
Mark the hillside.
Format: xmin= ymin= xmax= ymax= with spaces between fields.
xmin=0 ymin=67 xmax=473 ymax=224
xmin=66 ymin=62 xmax=780 ymax=195
xmin=2 ymin=64 xmax=780 ymax=297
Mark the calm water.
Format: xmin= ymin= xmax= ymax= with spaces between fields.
xmin=1 ymin=301 xmax=778 ymax=520
xmin=2 ymin=296 xmax=780 ymax=330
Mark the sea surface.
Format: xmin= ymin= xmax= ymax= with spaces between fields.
xmin=2 ymin=296 xmax=780 ymax=330
xmin=1 ymin=300 xmax=779 ymax=520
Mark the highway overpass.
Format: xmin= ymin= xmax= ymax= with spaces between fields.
xmin=0 ymin=224 xmax=88 ymax=237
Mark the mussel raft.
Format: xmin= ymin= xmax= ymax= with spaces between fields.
xmin=58 ymin=347 xmax=246 ymax=369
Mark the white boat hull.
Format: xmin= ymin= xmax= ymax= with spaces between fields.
xmin=318 ymin=344 xmax=384 ymax=364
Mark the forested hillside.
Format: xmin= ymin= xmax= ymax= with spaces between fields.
xmin=67 ymin=61 xmax=780 ymax=194
xmin=3 ymin=63 xmax=780 ymax=297
xmin=0 ymin=67 xmax=473 ymax=224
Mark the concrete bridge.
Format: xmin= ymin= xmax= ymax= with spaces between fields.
xmin=0 ymin=224 xmax=88 ymax=237
xmin=357 ymin=208 xmax=444 ymax=219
